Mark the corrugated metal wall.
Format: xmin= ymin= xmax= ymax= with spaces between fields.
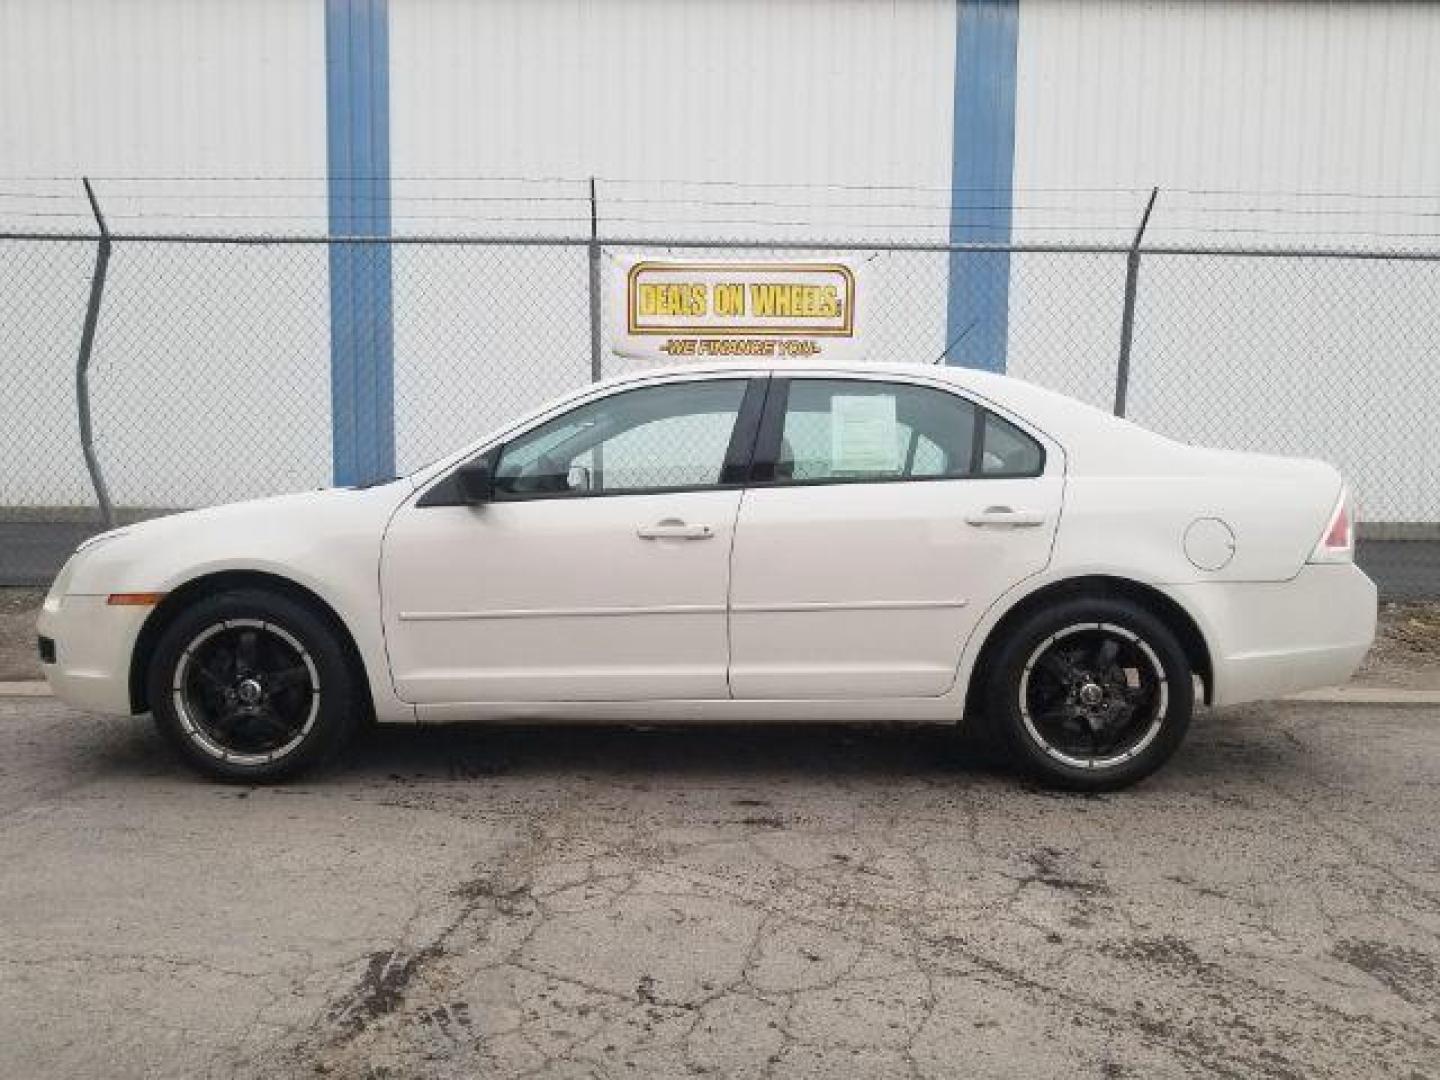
xmin=2 ymin=0 xmax=1439 ymax=516
xmin=1015 ymin=1 xmax=1440 ymax=219
xmin=0 ymin=0 xmax=332 ymax=507
xmin=0 ymin=0 xmax=325 ymax=180
xmin=1010 ymin=0 xmax=1440 ymax=522
xmin=389 ymin=0 xmax=956 ymax=197
xmin=385 ymin=0 xmax=961 ymax=467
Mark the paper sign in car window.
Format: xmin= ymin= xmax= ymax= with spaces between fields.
xmin=831 ymin=394 xmax=899 ymax=474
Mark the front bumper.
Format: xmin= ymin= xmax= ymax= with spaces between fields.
xmin=36 ymin=593 xmax=150 ymax=714
xmin=1164 ymin=562 xmax=1378 ymax=707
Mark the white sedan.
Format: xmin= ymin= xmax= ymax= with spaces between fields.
xmin=38 ymin=361 xmax=1376 ymax=790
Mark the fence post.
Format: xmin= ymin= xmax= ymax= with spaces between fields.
xmin=1113 ymin=186 xmax=1159 ymax=418
xmin=76 ymin=177 xmax=115 ymax=528
xmin=587 ymin=177 xmax=603 ymax=382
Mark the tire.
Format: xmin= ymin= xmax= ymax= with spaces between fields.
xmin=983 ymin=597 xmax=1194 ymax=792
xmin=147 ymin=588 xmax=361 ymax=782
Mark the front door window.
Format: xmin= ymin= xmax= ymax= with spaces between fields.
xmin=495 ymin=379 xmax=748 ymax=497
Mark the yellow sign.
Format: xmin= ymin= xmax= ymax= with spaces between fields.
xmin=612 ymin=258 xmax=865 ymax=362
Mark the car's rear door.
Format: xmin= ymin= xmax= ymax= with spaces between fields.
xmin=381 ymin=375 xmax=766 ymax=704
xmin=727 ymin=374 xmax=1063 ymax=700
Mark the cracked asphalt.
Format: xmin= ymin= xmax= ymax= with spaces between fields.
xmin=2 ymin=698 xmax=1438 ymax=1079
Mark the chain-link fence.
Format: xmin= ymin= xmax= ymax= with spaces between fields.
xmin=1 ymin=228 xmax=1436 ymax=597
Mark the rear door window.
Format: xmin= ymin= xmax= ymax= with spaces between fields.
xmin=774 ymin=379 xmax=978 ymax=482
xmin=764 ymin=378 xmax=1043 ymax=484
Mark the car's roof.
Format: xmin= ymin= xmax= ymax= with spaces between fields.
xmin=599 ymin=358 xmax=1042 ymax=408
xmin=597 ymin=358 xmax=1181 ymax=474
xmin=599 ymin=357 xmax=1064 ymax=407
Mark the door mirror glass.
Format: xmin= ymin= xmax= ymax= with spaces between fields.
xmin=456 ymin=460 xmax=495 ymax=503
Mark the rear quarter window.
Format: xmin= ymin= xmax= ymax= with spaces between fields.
xmin=979 ymin=411 xmax=1045 ymax=477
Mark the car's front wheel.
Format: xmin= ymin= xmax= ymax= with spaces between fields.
xmin=147 ymin=588 xmax=361 ymax=781
xmin=984 ymin=597 xmax=1194 ymax=791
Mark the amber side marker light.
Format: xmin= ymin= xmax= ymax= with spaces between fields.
xmin=106 ymin=593 xmax=167 ymax=606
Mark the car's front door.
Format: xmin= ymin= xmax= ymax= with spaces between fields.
xmin=728 ymin=375 xmax=1063 ymax=700
xmin=381 ymin=376 xmax=763 ymax=704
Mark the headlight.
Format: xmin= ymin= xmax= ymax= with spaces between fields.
xmin=47 ymin=528 xmax=132 ymax=603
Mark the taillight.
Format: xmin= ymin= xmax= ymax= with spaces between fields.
xmin=1309 ymin=488 xmax=1354 ymax=563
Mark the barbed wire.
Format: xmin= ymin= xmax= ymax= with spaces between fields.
xmin=8 ymin=175 xmax=1440 ymax=246
xmin=12 ymin=187 xmax=1440 ymax=224
xmin=7 ymin=173 xmax=1440 ymax=202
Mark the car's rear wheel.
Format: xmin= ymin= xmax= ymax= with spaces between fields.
xmin=984 ymin=597 xmax=1194 ymax=791
xmin=147 ymin=588 xmax=360 ymax=781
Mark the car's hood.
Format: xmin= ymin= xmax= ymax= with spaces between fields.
xmin=57 ymin=480 xmax=416 ymax=597
xmin=131 ymin=481 xmax=413 ymax=537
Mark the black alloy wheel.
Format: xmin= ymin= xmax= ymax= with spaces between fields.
xmin=983 ymin=596 xmax=1195 ymax=791
xmin=171 ymin=619 xmax=320 ymax=766
xmin=148 ymin=588 xmax=360 ymax=781
xmin=1019 ymin=622 xmax=1168 ymax=770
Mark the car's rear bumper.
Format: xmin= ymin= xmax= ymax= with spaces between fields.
xmin=1164 ymin=563 xmax=1378 ymax=707
xmin=36 ymin=593 xmax=148 ymax=714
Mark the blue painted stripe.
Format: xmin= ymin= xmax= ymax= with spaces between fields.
xmin=946 ymin=0 xmax=1019 ymax=373
xmin=326 ymin=0 xmax=394 ymax=485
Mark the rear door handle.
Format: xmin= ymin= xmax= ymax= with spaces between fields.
xmin=637 ymin=519 xmax=714 ymax=540
xmin=965 ymin=505 xmax=1048 ymax=528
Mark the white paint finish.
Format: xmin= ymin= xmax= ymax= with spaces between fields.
xmin=412 ymin=694 xmax=965 ymax=726
xmin=728 ymin=473 xmax=1061 ymax=699
xmin=39 ymin=360 xmax=1376 ymax=726
xmin=1162 ymin=564 xmax=1377 ymax=707
xmin=1052 ymin=462 xmax=1340 ymax=587
xmin=732 ymin=599 xmax=968 ymax=615
xmin=41 ymin=483 xmax=417 ymax=724
xmin=32 ymin=594 xmax=149 ymax=714
xmin=380 ymin=490 xmax=742 ymax=703
xmin=397 ymin=604 xmax=724 ymax=621
xmin=726 ymin=370 xmax=1066 ymax=700
xmin=1183 ymin=517 xmax=1236 ymax=573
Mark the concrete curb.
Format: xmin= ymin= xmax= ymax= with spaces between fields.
xmin=2 ymin=681 xmax=1439 ymax=704
xmin=1285 ymin=686 xmax=1440 ymax=705
xmin=0 ymin=682 xmax=54 ymax=697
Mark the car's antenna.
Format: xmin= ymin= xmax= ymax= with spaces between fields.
xmin=932 ymin=320 xmax=976 ymax=365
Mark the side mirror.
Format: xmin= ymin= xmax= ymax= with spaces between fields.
xmin=455 ymin=460 xmax=495 ymax=504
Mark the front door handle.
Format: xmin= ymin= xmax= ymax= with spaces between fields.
xmin=965 ymin=505 xmax=1048 ymax=528
xmin=637 ymin=519 xmax=714 ymax=540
